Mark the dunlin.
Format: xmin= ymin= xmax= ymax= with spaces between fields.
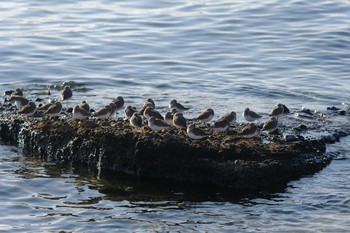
xmin=45 ymin=101 xmax=62 ymax=117
xmin=18 ymin=101 xmax=36 ymax=117
xmin=11 ymin=88 xmax=23 ymax=96
xmin=148 ymin=116 xmax=168 ymax=131
xmin=187 ymin=124 xmax=209 ymax=140
xmin=9 ymin=95 xmax=29 ymax=109
xmin=109 ymin=102 xmax=117 ymax=118
xmin=212 ymin=119 xmax=230 ymax=132
xmin=262 ymin=117 xmax=278 ymax=133
xmin=194 ymin=108 xmax=214 ymax=123
xmin=130 ymin=112 xmax=143 ymax=129
xmin=143 ymin=106 xmax=163 ymax=120
xmin=72 ymin=105 xmax=90 ymax=120
xmin=124 ymin=105 xmax=137 ymax=120
xmin=112 ymin=96 xmax=124 ymax=111
xmin=79 ymin=100 xmax=90 ymax=113
xmin=172 ymin=112 xmax=187 ymax=129
xmin=37 ymin=100 xmax=56 ymax=112
xmin=60 ymin=86 xmax=72 ymax=108
xmin=93 ymin=105 xmax=112 ymax=119
xmin=139 ymin=100 xmax=155 ymax=115
xmin=218 ymin=111 xmax=237 ymax=126
xmin=239 ymin=123 xmax=259 ymax=138
xmin=169 ymin=99 xmax=190 ymax=112
xmin=242 ymin=108 xmax=262 ymax=122
xmin=164 ymin=109 xmax=177 ymax=126
xmin=269 ymin=103 xmax=284 ymax=118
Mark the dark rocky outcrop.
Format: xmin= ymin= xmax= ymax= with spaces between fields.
xmin=0 ymin=111 xmax=339 ymax=191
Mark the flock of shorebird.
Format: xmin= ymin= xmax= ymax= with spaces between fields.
xmin=5 ymin=87 xmax=286 ymax=140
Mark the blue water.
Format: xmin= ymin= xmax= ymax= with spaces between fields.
xmin=1 ymin=0 xmax=350 ymax=231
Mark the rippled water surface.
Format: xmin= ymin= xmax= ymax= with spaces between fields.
xmin=1 ymin=0 xmax=350 ymax=232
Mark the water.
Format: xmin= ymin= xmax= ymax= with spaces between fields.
xmin=0 ymin=0 xmax=350 ymax=231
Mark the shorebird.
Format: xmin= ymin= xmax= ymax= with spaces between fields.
xmin=269 ymin=103 xmax=284 ymax=118
xmin=242 ymin=108 xmax=262 ymax=122
xmin=169 ymin=99 xmax=190 ymax=112
xmin=212 ymin=119 xmax=230 ymax=133
xmin=112 ymin=96 xmax=124 ymax=112
xmin=262 ymin=117 xmax=279 ymax=133
xmin=164 ymin=110 xmax=175 ymax=126
xmin=45 ymin=101 xmax=62 ymax=117
xmin=239 ymin=123 xmax=259 ymax=138
xmin=130 ymin=112 xmax=143 ymax=129
xmin=37 ymin=100 xmax=56 ymax=112
xmin=124 ymin=105 xmax=137 ymax=120
xmin=9 ymin=95 xmax=29 ymax=109
xmin=72 ymin=105 xmax=90 ymax=120
xmin=194 ymin=108 xmax=214 ymax=123
xmin=217 ymin=111 xmax=237 ymax=126
xmin=79 ymin=100 xmax=90 ymax=113
xmin=187 ymin=124 xmax=209 ymax=140
xmin=148 ymin=116 xmax=168 ymax=131
xmin=18 ymin=101 xmax=36 ymax=117
xmin=60 ymin=86 xmax=72 ymax=108
xmin=93 ymin=105 xmax=112 ymax=119
xmin=172 ymin=112 xmax=187 ymax=129
xmin=108 ymin=102 xmax=117 ymax=118
xmin=143 ymin=106 xmax=163 ymax=120
xmin=139 ymin=99 xmax=155 ymax=115
xmin=11 ymin=88 xmax=23 ymax=96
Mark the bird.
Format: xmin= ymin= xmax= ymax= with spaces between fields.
xmin=93 ymin=105 xmax=112 ymax=119
xmin=143 ymin=106 xmax=163 ymax=120
xmin=60 ymin=86 xmax=73 ymax=108
xmin=164 ymin=109 xmax=176 ymax=126
xmin=72 ymin=105 xmax=90 ymax=120
xmin=194 ymin=108 xmax=214 ymax=123
xmin=130 ymin=112 xmax=143 ymax=129
xmin=148 ymin=116 xmax=169 ymax=131
xmin=79 ymin=100 xmax=90 ymax=113
xmin=169 ymin=99 xmax=190 ymax=112
xmin=124 ymin=105 xmax=137 ymax=120
xmin=242 ymin=108 xmax=262 ymax=122
xmin=45 ymin=101 xmax=62 ymax=117
xmin=9 ymin=95 xmax=29 ymax=109
xmin=269 ymin=103 xmax=284 ymax=118
xmin=172 ymin=112 xmax=187 ymax=129
xmin=37 ymin=100 xmax=56 ymax=112
xmin=187 ymin=124 xmax=209 ymax=140
xmin=112 ymin=96 xmax=124 ymax=112
xmin=212 ymin=119 xmax=230 ymax=132
xmin=11 ymin=88 xmax=23 ymax=96
xmin=139 ymin=99 xmax=155 ymax=115
xmin=262 ymin=117 xmax=279 ymax=133
xmin=217 ymin=111 xmax=237 ymax=126
xmin=239 ymin=123 xmax=259 ymax=138
xmin=18 ymin=101 xmax=36 ymax=117
xmin=108 ymin=102 xmax=117 ymax=118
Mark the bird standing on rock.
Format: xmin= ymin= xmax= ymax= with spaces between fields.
xmin=169 ymin=99 xmax=190 ymax=112
xmin=269 ymin=103 xmax=284 ymax=118
xmin=187 ymin=124 xmax=209 ymax=140
xmin=242 ymin=108 xmax=262 ymax=122
xmin=60 ymin=86 xmax=72 ymax=108
xmin=130 ymin=112 xmax=143 ymax=129
xmin=194 ymin=108 xmax=214 ymax=123
xmin=172 ymin=112 xmax=187 ymax=129
xmin=45 ymin=101 xmax=62 ymax=117
xmin=18 ymin=101 xmax=36 ymax=117
xmin=9 ymin=95 xmax=29 ymax=109
xmin=72 ymin=105 xmax=90 ymax=120
xmin=217 ymin=111 xmax=237 ymax=126
xmin=239 ymin=123 xmax=259 ymax=138
xmin=148 ymin=116 xmax=168 ymax=131
xmin=262 ymin=116 xmax=279 ymax=133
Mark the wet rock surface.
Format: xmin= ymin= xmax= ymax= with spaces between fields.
xmin=0 ymin=103 xmax=349 ymax=191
